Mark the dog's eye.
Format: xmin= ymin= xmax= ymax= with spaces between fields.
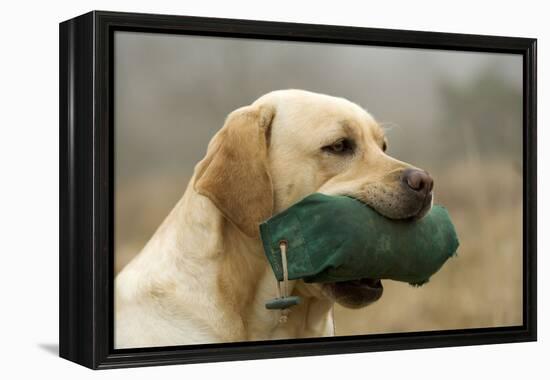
xmin=323 ymin=138 xmax=354 ymax=155
xmin=382 ymin=141 xmax=387 ymax=152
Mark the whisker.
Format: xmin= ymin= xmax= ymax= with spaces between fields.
xmin=379 ymin=121 xmax=400 ymax=131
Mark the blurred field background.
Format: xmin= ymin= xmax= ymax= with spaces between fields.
xmin=114 ymin=32 xmax=523 ymax=335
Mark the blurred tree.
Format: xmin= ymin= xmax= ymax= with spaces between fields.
xmin=434 ymin=65 xmax=522 ymax=169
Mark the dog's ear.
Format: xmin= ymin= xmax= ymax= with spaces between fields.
xmin=194 ymin=104 xmax=275 ymax=237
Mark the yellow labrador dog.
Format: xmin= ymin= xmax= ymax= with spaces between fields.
xmin=115 ymin=89 xmax=433 ymax=348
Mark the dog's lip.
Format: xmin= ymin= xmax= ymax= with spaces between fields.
xmin=343 ymin=192 xmax=433 ymax=221
xmin=326 ymin=278 xmax=384 ymax=306
xmin=337 ymin=278 xmax=383 ymax=289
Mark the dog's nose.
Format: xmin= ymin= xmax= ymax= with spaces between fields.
xmin=402 ymin=169 xmax=434 ymax=195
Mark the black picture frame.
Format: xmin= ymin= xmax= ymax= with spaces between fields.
xmin=59 ymin=10 xmax=537 ymax=370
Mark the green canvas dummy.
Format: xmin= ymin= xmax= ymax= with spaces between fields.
xmin=260 ymin=193 xmax=459 ymax=291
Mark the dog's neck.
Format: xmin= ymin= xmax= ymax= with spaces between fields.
xmin=118 ymin=180 xmax=335 ymax=344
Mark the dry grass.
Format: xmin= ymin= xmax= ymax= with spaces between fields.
xmin=115 ymin=175 xmax=190 ymax=273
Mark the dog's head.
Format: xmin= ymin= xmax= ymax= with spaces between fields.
xmin=194 ymin=90 xmax=434 ymax=309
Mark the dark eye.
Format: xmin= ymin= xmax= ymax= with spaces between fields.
xmin=382 ymin=141 xmax=388 ymax=152
xmin=322 ymin=138 xmax=354 ymax=155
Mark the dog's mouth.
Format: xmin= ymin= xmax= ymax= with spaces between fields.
xmin=317 ymin=192 xmax=432 ymax=309
xmin=346 ymin=190 xmax=433 ymax=222
xmin=323 ymin=278 xmax=384 ymax=309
